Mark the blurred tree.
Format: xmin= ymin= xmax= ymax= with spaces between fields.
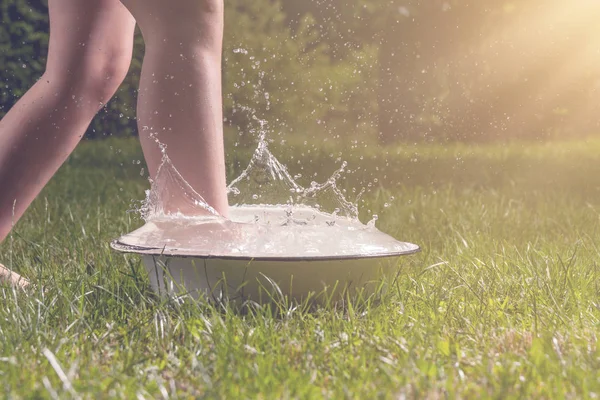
xmin=2 ymin=0 xmax=598 ymax=143
xmin=284 ymin=0 xmax=600 ymax=142
xmin=0 ymin=0 xmax=48 ymax=113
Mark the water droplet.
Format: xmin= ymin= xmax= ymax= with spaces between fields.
xmin=367 ymin=215 xmax=379 ymax=228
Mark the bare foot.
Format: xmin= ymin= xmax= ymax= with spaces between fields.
xmin=0 ymin=263 xmax=30 ymax=289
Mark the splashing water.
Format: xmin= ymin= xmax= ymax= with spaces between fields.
xmin=226 ymin=120 xmax=303 ymax=207
xmin=137 ymin=132 xmax=221 ymax=221
xmin=226 ymin=120 xmax=359 ymax=221
xmin=116 ymin=204 xmax=417 ymax=259
xmin=139 ymin=152 xmax=220 ymax=221
xmin=120 ymin=127 xmax=411 ymax=259
xmin=139 ymin=118 xmax=360 ymax=224
xmin=117 ymin=47 xmax=414 ymax=259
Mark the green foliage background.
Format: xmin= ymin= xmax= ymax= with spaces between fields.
xmin=1 ymin=0 xmax=599 ymax=143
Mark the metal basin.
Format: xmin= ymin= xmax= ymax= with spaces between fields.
xmin=111 ymin=205 xmax=420 ymax=302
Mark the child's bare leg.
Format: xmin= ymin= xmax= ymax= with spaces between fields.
xmin=0 ymin=0 xmax=135 ymax=242
xmin=121 ymin=0 xmax=229 ymax=217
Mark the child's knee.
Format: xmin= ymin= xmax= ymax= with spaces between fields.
xmin=84 ymin=50 xmax=132 ymax=104
xmin=45 ymin=47 xmax=132 ymax=107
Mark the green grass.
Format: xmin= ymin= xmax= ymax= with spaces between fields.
xmin=2 ymin=136 xmax=600 ymax=398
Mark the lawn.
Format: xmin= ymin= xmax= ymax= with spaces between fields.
xmin=1 ymin=136 xmax=600 ymax=398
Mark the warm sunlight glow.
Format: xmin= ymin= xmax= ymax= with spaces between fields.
xmin=460 ymin=0 xmax=600 ymax=136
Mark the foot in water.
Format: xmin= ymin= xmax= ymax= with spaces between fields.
xmin=0 ymin=263 xmax=30 ymax=289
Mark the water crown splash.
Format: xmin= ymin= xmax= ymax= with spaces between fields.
xmin=138 ymin=133 xmax=222 ymax=222
xmin=226 ymin=119 xmax=359 ymax=222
